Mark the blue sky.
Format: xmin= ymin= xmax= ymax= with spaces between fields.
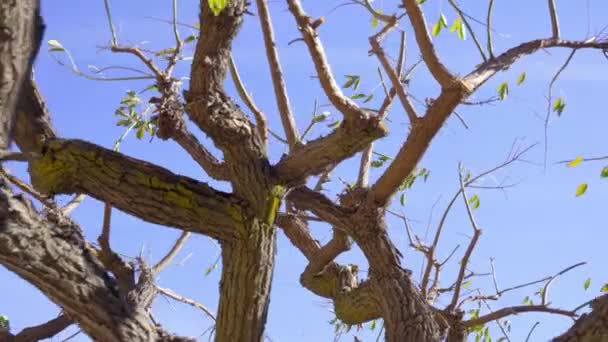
xmin=2 ymin=0 xmax=608 ymax=341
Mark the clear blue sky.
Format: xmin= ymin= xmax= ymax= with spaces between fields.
xmin=2 ymin=0 xmax=608 ymax=340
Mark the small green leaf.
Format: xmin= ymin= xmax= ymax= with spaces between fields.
xmin=463 ymin=280 xmax=472 ymax=288
xmin=584 ymin=278 xmax=592 ymax=290
xmin=432 ymin=20 xmax=442 ymax=36
xmin=567 ymin=156 xmax=583 ymax=168
xmin=468 ymin=194 xmax=480 ymax=209
xmin=497 ymin=82 xmax=509 ymax=100
xmin=522 ymin=296 xmax=530 ymax=304
xmin=327 ymin=120 xmax=341 ymax=128
xmin=312 ymin=113 xmax=329 ymax=123
xmin=601 ymin=283 xmax=608 ymax=292
xmin=342 ymin=75 xmax=361 ymax=89
xmin=417 ymin=0 xmax=427 ymax=4
xmin=457 ymin=21 xmax=466 ymax=40
xmin=517 ymin=72 xmax=526 ymax=85
xmin=600 ymin=166 xmax=608 ymax=178
xmin=363 ymin=94 xmax=374 ymax=103
xmin=136 ymin=126 xmax=145 ymax=139
xmin=208 ymin=0 xmax=228 ymax=16
xmin=553 ymin=97 xmax=566 ymax=116
xmin=351 ymin=93 xmax=366 ymax=99
xmin=440 ymin=14 xmax=449 ymax=28
xmin=371 ymin=160 xmax=384 ymax=168
xmin=575 ymin=183 xmax=588 ymax=197
xmin=400 ymin=192 xmax=406 ymax=206
xmin=184 ymin=35 xmax=197 ymax=43
xmin=371 ymin=11 xmax=381 ymax=29
xmin=370 ymin=319 xmax=377 ymax=330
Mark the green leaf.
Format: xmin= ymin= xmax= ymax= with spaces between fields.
xmin=184 ymin=35 xmax=197 ymax=43
xmin=139 ymin=84 xmax=158 ymax=94
xmin=371 ymin=11 xmax=381 ymax=29
xmin=575 ymin=183 xmax=588 ymax=197
xmin=449 ymin=17 xmax=461 ymax=32
xmin=417 ymin=0 xmax=427 ymax=4
xmin=567 ymin=156 xmax=583 ymax=168
xmin=370 ymin=319 xmax=377 ymax=330
xmin=553 ymin=97 xmax=566 ymax=115
xmin=0 ymin=315 xmax=9 ymax=329
xmin=497 ymin=82 xmax=509 ymax=100
xmin=517 ymin=72 xmax=526 ymax=85
xmin=400 ymin=193 xmax=406 ymax=206
xmin=440 ymin=14 xmax=449 ymax=28
xmin=136 ymin=126 xmax=145 ymax=139
xmin=312 ymin=113 xmax=329 ymax=123
xmin=468 ymin=194 xmax=480 ymax=209
xmin=327 ymin=120 xmax=341 ymax=128
xmin=342 ymin=75 xmax=361 ymax=90
xmin=47 ymin=39 xmax=64 ymax=51
xmin=463 ymin=280 xmax=472 ymax=288
xmin=522 ymin=296 xmax=530 ymax=304
xmin=584 ymin=278 xmax=591 ymax=290
xmin=208 ymin=0 xmax=228 ymax=16
xmin=363 ymin=94 xmax=374 ymax=103
xmin=432 ymin=20 xmax=443 ymax=36
xmin=600 ymin=166 xmax=608 ymax=178
xmin=371 ymin=160 xmax=384 ymax=168
xmin=457 ymin=21 xmax=466 ymax=40
xmin=351 ymin=93 xmax=366 ymax=99
xmin=601 ymin=283 xmax=608 ymax=292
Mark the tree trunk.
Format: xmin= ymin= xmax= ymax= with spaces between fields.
xmin=215 ymin=219 xmax=276 ymax=342
xmin=0 ymin=0 xmax=42 ymax=149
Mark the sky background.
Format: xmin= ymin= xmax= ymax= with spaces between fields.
xmin=1 ymin=0 xmax=608 ymax=341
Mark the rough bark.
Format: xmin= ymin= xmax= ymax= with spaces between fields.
xmin=0 ymin=181 xmax=191 ymax=341
xmin=0 ymin=0 xmax=42 ymax=150
xmin=553 ymin=294 xmax=608 ymax=341
xmin=215 ymin=219 xmax=276 ymax=342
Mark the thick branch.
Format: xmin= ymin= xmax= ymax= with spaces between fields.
xmin=287 ymin=187 xmax=352 ymax=229
xmin=13 ymin=315 xmax=72 ymax=342
xmin=286 ymin=0 xmax=367 ymax=120
xmin=0 ymin=180 xmax=188 ymax=341
xmin=464 ymin=305 xmax=575 ymax=328
xmin=276 ymin=214 xmax=380 ymax=324
xmin=274 ymin=117 xmax=387 ymax=184
xmin=28 ymin=138 xmax=244 ymax=241
xmin=464 ymin=38 xmax=608 ymax=90
xmin=371 ymin=87 xmax=470 ymax=205
xmin=400 ymin=0 xmax=456 ymax=87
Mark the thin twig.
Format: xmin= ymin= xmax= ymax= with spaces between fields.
xmin=256 ymin=0 xmax=300 ymax=148
xmin=525 ymin=322 xmax=540 ymax=342
xmin=486 ymin=0 xmax=495 ymax=59
xmin=544 ymin=49 xmax=576 ymax=169
xmin=547 ymin=0 xmax=561 ymax=39
xmin=229 ymin=54 xmax=268 ymax=145
xmin=449 ymin=165 xmax=482 ymax=311
xmin=447 ymin=0 xmax=488 ymax=61
xmin=62 ymin=194 xmax=86 ymax=214
xmin=103 ymin=0 xmax=119 ymax=47
xmin=152 ymin=231 xmax=191 ymax=275
xmin=157 ymin=286 xmax=216 ymax=321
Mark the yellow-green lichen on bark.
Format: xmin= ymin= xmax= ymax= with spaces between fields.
xmin=28 ymin=149 xmax=75 ymax=194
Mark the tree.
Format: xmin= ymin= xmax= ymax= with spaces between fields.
xmin=1 ymin=0 xmax=607 ymax=341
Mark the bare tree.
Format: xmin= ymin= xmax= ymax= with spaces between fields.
xmin=1 ymin=0 xmax=608 ymax=341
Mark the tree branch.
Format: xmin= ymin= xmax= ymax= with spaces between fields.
xmin=157 ymin=286 xmax=216 ymax=322
xmin=286 ymin=0 xmax=367 ymax=120
xmin=256 ymin=0 xmax=300 ymax=149
xmin=369 ymin=18 xmax=419 ymax=124
xmin=12 ymin=314 xmax=73 ymax=341
xmin=28 ymin=138 xmax=245 ymax=242
xmin=464 ymin=305 xmax=575 ymax=328
xmin=400 ymin=0 xmax=456 ymax=87
xmin=547 ymin=0 xmax=561 ymax=39
xmin=152 ymin=231 xmax=191 ymax=275
xmin=274 ymin=118 xmax=387 ymax=185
